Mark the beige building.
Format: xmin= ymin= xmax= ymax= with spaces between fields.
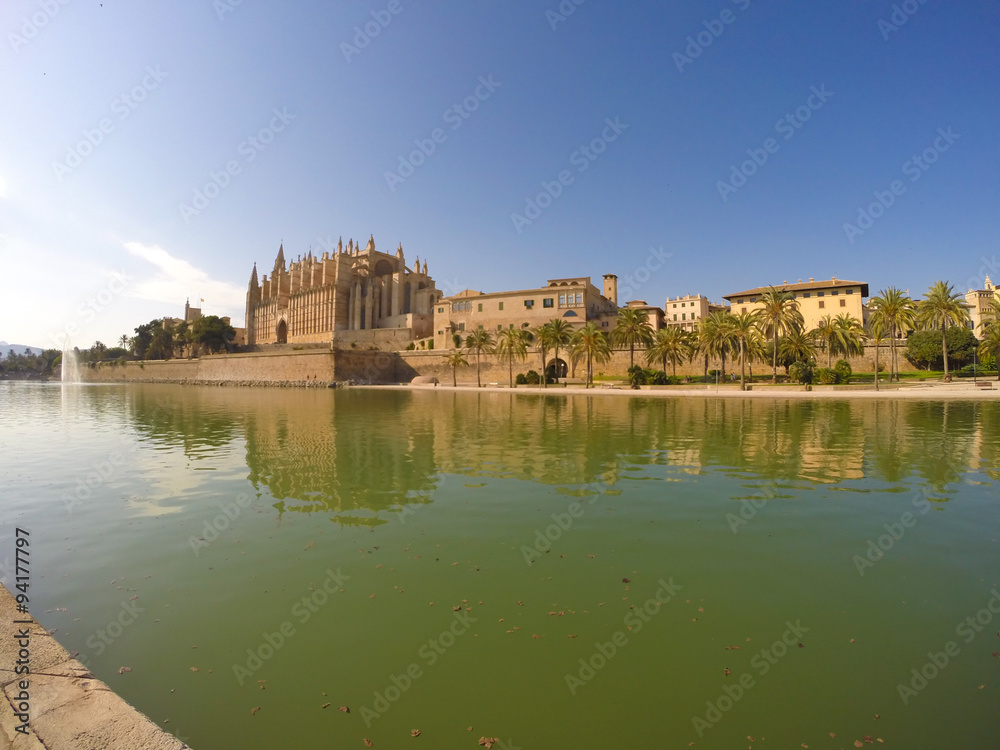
xmin=665 ymin=294 xmax=729 ymax=332
xmin=723 ymin=277 xmax=869 ymax=332
xmin=246 ymin=237 xmax=441 ymax=347
xmin=432 ymin=275 xmax=620 ymax=351
xmin=965 ymin=275 xmax=999 ymax=333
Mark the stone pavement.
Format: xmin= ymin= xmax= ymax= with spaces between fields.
xmin=0 ymin=584 xmax=189 ymax=750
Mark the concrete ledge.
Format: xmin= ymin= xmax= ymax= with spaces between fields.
xmin=0 ymin=585 xmax=189 ymax=750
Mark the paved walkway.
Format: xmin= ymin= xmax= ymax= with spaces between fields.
xmin=0 ymin=584 xmax=189 ymax=750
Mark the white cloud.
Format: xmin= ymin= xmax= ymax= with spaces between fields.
xmin=123 ymin=241 xmax=245 ymax=323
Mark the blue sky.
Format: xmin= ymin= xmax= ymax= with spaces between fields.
xmin=1 ymin=0 xmax=997 ymax=349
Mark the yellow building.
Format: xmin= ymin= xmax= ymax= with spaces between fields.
xmin=664 ymin=294 xmax=729 ymax=332
xmin=723 ymin=277 xmax=869 ymax=331
xmin=965 ymin=275 xmax=999 ymax=333
xmin=432 ymin=275 xmax=620 ymax=350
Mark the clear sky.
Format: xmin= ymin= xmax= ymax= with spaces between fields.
xmin=2 ymin=0 xmax=997 ymax=349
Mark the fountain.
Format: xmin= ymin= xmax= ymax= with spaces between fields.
xmin=61 ymin=343 xmax=81 ymax=384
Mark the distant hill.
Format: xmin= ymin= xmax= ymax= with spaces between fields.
xmin=0 ymin=341 xmax=45 ymax=357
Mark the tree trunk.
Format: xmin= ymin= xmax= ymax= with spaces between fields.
xmin=874 ymin=342 xmax=879 ymax=391
xmin=941 ymin=322 xmax=950 ymax=380
xmin=476 ymin=352 xmax=482 ymax=387
xmin=452 ymin=365 xmax=457 ymax=387
xmin=772 ymin=330 xmax=778 ymax=383
xmin=540 ymin=345 xmax=547 ymax=388
xmin=740 ymin=339 xmax=746 ymax=391
xmin=508 ymin=354 xmax=513 ymax=388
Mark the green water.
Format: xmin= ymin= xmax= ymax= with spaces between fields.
xmin=1 ymin=382 xmax=998 ymax=749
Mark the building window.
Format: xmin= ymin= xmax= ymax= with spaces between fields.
xmin=497 ymin=325 xmax=502 ymax=330
xmin=458 ymin=323 xmax=465 ymax=331
xmin=741 ymin=307 xmax=747 ymax=313
xmin=478 ymin=325 xmax=483 ymax=330
xmin=832 ymin=290 xmax=839 ymax=296
xmin=545 ymin=298 xmax=555 ymax=308
xmin=682 ymin=313 xmax=686 ymax=320
xmin=672 ymin=303 xmax=677 ymax=308
xmin=524 ymin=299 xmax=534 ymax=308
xmin=840 ymin=299 xmax=846 ymax=307
xmin=575 ymin=293 xmax=582 ymax=305
xmin=846 ymin=289 xmax=854 ymax=294
xmin=803 ymin=293 xmax=810 ymax=298
xmin=498 ymin=301 xmax=504 ymax=311
xmin=438 ymin=307 xmax=444 ymax=314
xmin=817 ymin=292 xmax=825 ymax=297
xmin=478 ymin=303 xmax=483 ymax=312
xmin=673 ymin=314 xmax=677 ymax=321
xmin=818 ymin=301 xmax=825 ymax=309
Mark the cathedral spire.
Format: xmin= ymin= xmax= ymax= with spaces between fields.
xmin=249 ymin=263 xmax=259 ymax=288
xmin=396 ymin=243 xmax=404 ymax=261
xmin=337 ymin=237 xmax=343 ymax=254
xmin=366 ymin=234 xmax=375 ymax=253
xmin=274 ymin=244 xmax=285 ymax=273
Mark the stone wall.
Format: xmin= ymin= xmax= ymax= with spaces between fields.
xmin=79 ymin=349 xmax=399 ymax=386
xmin=76 ymin=342 xmax=918 ymax=388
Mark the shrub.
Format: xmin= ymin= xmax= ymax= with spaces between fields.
xmin=525 ymin=370 xmax=541 ymax=385
xmin=428 ymin=340 xmax=434 ymax=350
xmin=816 ymin=367 xmax=837 ymax=385
xmin=650 ymin=370 xmax=669 ymax=385
xmin=515 ymin=373 xmax=528 ymax=385
xmin=627 ymin=365 xmax=648 ymax=388
xmin=834 ymin=359 xmax=852 ymax=384
xmin=406 ymin=343 xmax=415 ymax=350
xmin=789 ymin=360 xmax=814 ymax=384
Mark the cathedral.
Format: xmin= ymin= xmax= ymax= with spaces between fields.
xmin=246 ymin=236 xmax=441 ymax=347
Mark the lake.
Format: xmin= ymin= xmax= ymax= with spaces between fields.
xmin=1 ymin=382 xmax=998 ymax=748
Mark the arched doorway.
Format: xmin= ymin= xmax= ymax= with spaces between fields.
xmin=546 ymin=357 xmax=568 ymax=381
xmin=276 ymin=320 xmax=287 ymax=344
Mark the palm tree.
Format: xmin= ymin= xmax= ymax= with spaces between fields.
xmin=779 ymin=328 xmax=816 ymax=365
xmin=700 ymin=310 xmax=735 ymax=380
xmin=118 ymin=334 xmax=129 ymax=351
xmin=917 ymin=281 xmax=971 ymax=380
xmin=978 ymin=323 xmax=1000 ymax=381
xmin=868 ymin=287 xmax=916 ymax=382
xmin=611 ymin=307 xmax=654 ymax=369
xmin=495 ymin=328 xmax=529 ymax=388
xmin=728 ymin=311 xmax=762 ymax=390
xmin=444 ymin=349 xmax=468 ymax=387
xmin=544 ymin=319 xmax=574 ymax=383
xmin=867 ymin=316 xmax=888 ymax=391
xmin=532 ymin=322 xmax=554 ymax=387
xmin=833 ymin=313 xmax=865 ymax=363
xmin=646 ymin=326 xmax=693 ymax=377
xmin=977 ymin=296 xmax=1000 ymax=334
xmin=755 ymin=287 xmax=804 ymax=383
xmin=812 ymin=314 xmax=839 ymax=368
xmin=571 ymin=322 xmax=612 ymax=387
xmin=464 ymin=329 xmax=495 ymax=387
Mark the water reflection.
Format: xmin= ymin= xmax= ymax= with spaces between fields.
xmin=117 ymin=387 xmax=1000 ymax=519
